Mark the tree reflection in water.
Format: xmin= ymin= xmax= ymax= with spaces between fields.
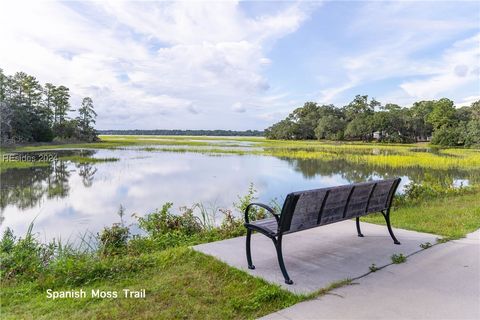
xmin=0 ymin=151 xmax=99 ymax=223
xmin=280 ymin=157 xmax=479 ymax=187
xmin=1 ymin=150 xmax=477 ymax=228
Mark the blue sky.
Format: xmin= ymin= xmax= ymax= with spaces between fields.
xmin=1 ymin=1 xmax=479 ymax=130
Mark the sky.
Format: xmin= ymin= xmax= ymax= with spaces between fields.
xmin=0 ymin=0 xmax=479 ymax=130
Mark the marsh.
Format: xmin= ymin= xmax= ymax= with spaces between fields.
xmin=1 ymin=136 xmax=478 ymax=241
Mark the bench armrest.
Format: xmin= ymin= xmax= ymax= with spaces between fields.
xmin=244 ymin=203 xmax=279 ymax=224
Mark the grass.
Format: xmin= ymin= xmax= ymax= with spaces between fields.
xmin=4 ymin=135 xmax=479 ymax=170
xmin=0 ymin=151 xmax=49 ymax=172
xmin=1 ymin=190 xmax=479 ymax=318
xmin=0 ymin=247 xmax=304 ymax=320
xmin=362 ymin=192 xmax=480 ymax=239
xmin=58 ymin=156 xmax=119 ymax=164
xmin=0 ymin=158 xmax=49 ymax=172
xmin=2 ymin=135 xmax=479 ymax=318
xmin=390 ymin=253 xmax=407 ymax=264
xmin=0 ymin=150 xmax=118 ymax=172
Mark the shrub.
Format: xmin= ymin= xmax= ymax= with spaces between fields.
xmin=98 ymin=223 xmax=129 ymax=256
xmin=136 ymin=203 xmax=203 ymax=237
xmin=234 ymin=183 xmax=268 ymax=221
xmin=394 ymin=181 xmax=476 ymax=207
xmin=219 ymin=209 xmax=245 ymax=238
xmin=0 ymin=225 xmax=55 ymax=281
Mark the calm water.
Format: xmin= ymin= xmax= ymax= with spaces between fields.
xmin=0 ymin=148 xmax=475 ymax=241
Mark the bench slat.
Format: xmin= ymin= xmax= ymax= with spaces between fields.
xmin=319 ymin=185 xmax=353 ymax=225
xmin=287 ymin=189 xmax=328 ymax=233
xmin=367 ymin=179 xmax=397 ymax=213
xmin=277 ymin=178 xmax=400 ymax=234
xmin=344 ymin=183 xmax=376 ymax=219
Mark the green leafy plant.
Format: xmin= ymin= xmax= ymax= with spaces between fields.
xmin=234 ymin=183 xmax=267 ymax=221
xmin=436 ymin=237 xmax=450 ymax=244
xmin=391 ymin=253 xmax=407 ymax=264
xmin=98 ymin=223 xmax=129 ymax=256
xmin=135 ymin=203 xmax=203 ymax=237
xmin=420 ymin=242 xmax=432 ymax=249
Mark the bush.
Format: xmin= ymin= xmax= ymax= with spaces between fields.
xmin=233 ymin=183 xmax=268 ymax=221
xmin=1 ymin=186 xmax=272 ymax=286
xmin=0 ymin=226 xmax=55 ymax=281
xmin=394 ymin=181 xmax=476 ymax=207
xmin=98 ymin=223 xmax=129 ymax=256
xmin=218 ymin=209 xmax=245 ymax=238
xmin=136 ymin=203 xmax=203 ymax=237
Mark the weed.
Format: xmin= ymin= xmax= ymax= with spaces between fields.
xmin=436 ymin=237 xmax=450 ymax=244
xmin=135 ymin=203 xmax=203 ymax=237
xmin=420 ymin=242 xmax=432 ymax=249
xmin=98 ymin=223 xmax=129 ymax=256
xmin=369 ymin=263 xmax=379 ymax=272
xmin=391 ymin=253 xmax=407 ymax=264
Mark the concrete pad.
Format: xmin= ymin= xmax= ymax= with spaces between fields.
xmin=260 ymin=230 xmax=480 ymax=320
xmin=193 ymin=220 xmax=438 ymax=294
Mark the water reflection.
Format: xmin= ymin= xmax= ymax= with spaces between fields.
xmin=283 ymin=158 xmax=479 ymax=186
xmin=0 ymin=150 xmax=100 ymax=211
xmin=1 ymin=149 xmax=477 ymax=241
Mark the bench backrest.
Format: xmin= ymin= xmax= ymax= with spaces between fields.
xmin=278 ymin=178 xmax=401 ymax=234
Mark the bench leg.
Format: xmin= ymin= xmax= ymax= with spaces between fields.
xmin=273 ymin=236 xmax=293 ymax=285
xmin=356 ymin=217 xmax=364 ymax=237
xmin=246 ymin=229 xmax=255 ymax=269
xmin=382 ymin=210 xmax=400 ymax=245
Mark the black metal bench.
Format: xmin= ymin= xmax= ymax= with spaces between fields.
xmin=244 ymin=178 xmax=401 ymax=284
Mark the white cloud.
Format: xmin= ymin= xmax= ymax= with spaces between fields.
xmin=0 ymin=1 xmax=312 ymax=129
xmin=314 ymin=1 xmax=479 ymax=107
xmin=400 ymin=34 xmax=480 ymax=100
xmin=232 ymin=102 xmax=246 ymax=113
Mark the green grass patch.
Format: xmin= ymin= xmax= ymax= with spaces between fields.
xmin=362 ymin=192 xmax=480 ymax=239
xmin=0 ymin=247 xmax=304 ymax=320
xmin=390 ymin=253 xmax=407 ymax=264
xmin=0 ymin=152 xmax=50 ymax=172
xmin=4 ymin=135 xmax=480 ymax=170
xmin=1 ymin=187 xmax=479 ymax=318
xmin=0 ymin=159 xmax=49 ymax=172
xmin=58 ymin=155 xmax=119 ymax=164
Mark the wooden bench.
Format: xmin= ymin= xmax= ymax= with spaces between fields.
xmin=244 ymin=178 xmax=401 ymax=284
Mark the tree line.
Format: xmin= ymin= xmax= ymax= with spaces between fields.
xmin=0 ymin=68 xmax=98 ymax=145
xmin=265 ymin=95 xmax=480 ymax=147
xmin=99 ymin=129 xmax=264 ymax=136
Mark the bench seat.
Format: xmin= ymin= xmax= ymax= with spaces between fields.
xmin=246 ymin=217 xmax=278 ymax=236
xmin=244 ymin=178 xmax=401 ymax=284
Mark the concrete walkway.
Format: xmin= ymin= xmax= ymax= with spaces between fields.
xmin=260 ymin=229 xmax=480 ymax=320
xmin=193 ymin=220 xmax=438 ymax=294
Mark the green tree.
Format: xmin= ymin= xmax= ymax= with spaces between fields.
xmin=42 ymin=83 xmax=56 ymax=125
xmin=76 ymin=97 xmax=98 ymax=141
xmin=427 ymin=98 xmax=456 ymax=130
xmin=314 ymin=115 xmax=345 ymax=140
xmin=344 ymin=116 xmax=373 ymax=141
xmin=288 ymin=102 xmax=322 ymax=139
xmin=431 ymin=124 xmax=465 ymax=146
xmin=52 ymin=85 xmax=70 ymax=125
xmin=343 ymin=95 xmax=378 ymax=121
xmin=464 ymin=100 xmax=480 ymax=147
xmin=0 ymin=68 xmax=6 ymax=102
xmin=410 ymin=100 xmax=434 ymax=141
xmin=264 ymin=119 xmax=298 ymax=140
